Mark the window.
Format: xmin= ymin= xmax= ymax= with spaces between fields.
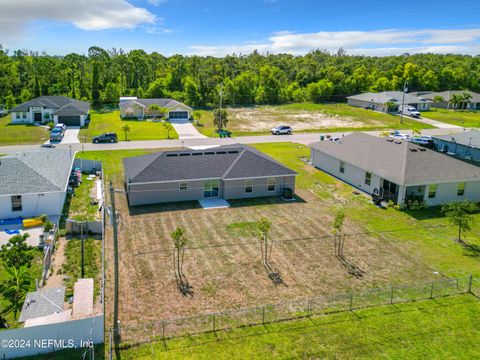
xmin=179 ymin=182 xmax=188 ymax=191
xmin=22 ymin=112 xmax=27 ymax=119
xmin=267 ymin=178 xmax=276 ymax=191
xmin=458 ymin=182 xmax=465 ymax=196
xmin=339 ymin=161 xmax=345 ymax=174
xmin=245 ymin=180 xmax=253 ymax=193
xmin=428 ymin=184 xmax=437 ymax=198
xmin=11 ymin=195 xmax=22 ymax=212
xmin=364 ymin=172 xmax=372 ymax=186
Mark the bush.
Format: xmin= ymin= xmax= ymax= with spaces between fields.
xmin=43 ymin=220 xmax=54 ymax=232
xmin=406 ymin=200 xmax=427 ymax=210
xmin=47 ymin=121 xmax=55 ymax=130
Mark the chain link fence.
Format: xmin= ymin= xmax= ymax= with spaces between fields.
xmin=115 ymin=275 xmax=475 ymax=349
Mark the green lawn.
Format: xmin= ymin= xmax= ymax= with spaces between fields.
xmin=193 ymin=103 xmax=434 ymax=137
xmin=66 ymin=174 xmax=100 ymax=221
xmin=61 ymin=238 xmax=102 ymax=298
xmin=79 ymin=111 xmax=178 ymax=142
xmin=0 ymin=115 xmax=49 ymax=145
xmin=120 ymin=294 xmax=480 ymax=359
xmin=423 ymin=108 xmax=480 ymax=128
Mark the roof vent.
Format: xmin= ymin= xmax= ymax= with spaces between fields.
xmin=227 ymin=150 xmax=239 ymax=154
xmin=216 ymin=151 xmax=227 ymax=154
xmin=192 ymin=152 xmax=203 ymax=156
xmin=166 ymin=154 xmax=178 ymax=157
xmin=409 ymin=148 xmax=418 ymax=152
xmin=204 ymin=152 xmax=215 ymax=155
xmin=386 ymin=139 xmax=393 ymax=142
xmin=394 ymin=141 xmax=402 ymax=144
xmin=179 ymin=153 xmax=191 ymax=157
xmin=419 ymin=148 xmax=426 ymax=152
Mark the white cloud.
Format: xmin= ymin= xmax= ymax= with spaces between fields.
xmin=147 ymin=0 xmax=167 ymax=5
xmin=0 ymin=0 xmax=156 ymax=40
xmin=189 ymin=28 xmax=480 ymax=56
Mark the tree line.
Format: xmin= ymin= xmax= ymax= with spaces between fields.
xmin=1 ymin=45 xmax=479 ymax=109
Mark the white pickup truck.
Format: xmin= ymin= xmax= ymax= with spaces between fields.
xmin=398 ymin=105 xmax=421 ymax=118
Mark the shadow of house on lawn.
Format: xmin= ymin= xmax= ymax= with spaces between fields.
xmin=228 ymin=195 xmax=306 ymax=208
xmin=403 ymin=205 xmax=446 ymax=221
xmin=128 ymin=200 xmax=201 ymax=216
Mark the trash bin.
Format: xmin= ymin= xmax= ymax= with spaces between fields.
xmin=320 ymin=135 xmax=325 ymax=141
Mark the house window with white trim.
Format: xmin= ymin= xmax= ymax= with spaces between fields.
xmin=22 ymin=112 xmax=27 ymax=119
xmin=179 ymin=182 xmax=188 ymax=191
xmin=457 ymin=182 xmax=465 ymax=196
xmin=245 ymin=180 xmax=253 ymax=193
xmin=428 ymin=184 xmax=437 ymax=198
xmin=267 ymin=178 xmax=276 ymax=191
xmin=11 ymin=195 xmax=22 ymax=212
xmin=339 ymin=161 xmax=345 ymax=174
xmin=365 ymin=172 xmax=372 ymax=186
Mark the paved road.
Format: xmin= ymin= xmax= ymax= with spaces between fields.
xmin=1 ymin=127 xmax=466 ymax=155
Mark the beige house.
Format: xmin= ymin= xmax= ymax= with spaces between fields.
xmin=119 ymin=97 xmax=192 ymax=120
xmin=347 ymin=91 xmax=431 ymax=112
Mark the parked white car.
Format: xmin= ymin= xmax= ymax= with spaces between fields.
xmin=271 ymin=125 xmax=292 ymax=135
xmin=398 ymin=105 xmax=421 ymax=118
xmin=389 ymin=130 xmax=410 ymax=141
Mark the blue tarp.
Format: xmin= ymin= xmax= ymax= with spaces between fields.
xmin=0 ymin=217 xmax=23 ymax=226
xmin=4 ymin=229 xmax=20 ymax=235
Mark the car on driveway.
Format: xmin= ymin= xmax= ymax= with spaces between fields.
xmin=92 ymin=132 xmax=118 ymax=143
xmin=49 ymin=127 xmax=64 ymax=142
xmin=55 ymin=123 xmax=67 ymax=133
xmin=271 ymin=125 xmax=292 ymax=135
xmin=398 ymin=105 xmax=421 ymax=118
xmin=389 ymin=130 xmax=410 ymax=141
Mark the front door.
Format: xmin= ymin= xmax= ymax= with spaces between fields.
xmin=203 ymin=180 xmax=219 ymax=198
xmin=34 ymin=112 xmax=42 ymax=122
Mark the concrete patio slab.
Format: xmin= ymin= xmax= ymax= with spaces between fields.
xmin=198 ymin=198 xmax=230 ymax=209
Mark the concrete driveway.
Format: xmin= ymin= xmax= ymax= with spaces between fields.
xmin=44 ymin=126 xmax=80 ymax=145
xmin=169 ymin=119 xmax=207 ymax=139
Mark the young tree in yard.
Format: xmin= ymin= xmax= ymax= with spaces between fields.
xmin=332 ymin=209 xmax=346 ymax=257
xmin=0 ymin=266 xmax=32 ymax=319
xmin=257 ymin=217 xmax=272 ymax=267
xmin=442 ymin=201 xmax=478 ymax=244
xmin=147 ymin=104 xmax=161 ymax=120
xmin=192 ymin=111 xmax=202 ymax=124
xmin=433 ymin=96 xmax=444 ymax=111
xmin=462 ymin=92 xmax=472 ymax=110
xmin=122 ymin=124 xmax=131 ymax=141
xmin=0 ymin=233 xmax=34 ymax=269
xmin=163 ymin=121 xmax=174 ymax=139
xmin=213 ymin=108 xmax=228 ymax=131
xmin=171 ymin=227 xmax=191 ymax=295
xmin=412 ymin=128 xmax=422 ymax=137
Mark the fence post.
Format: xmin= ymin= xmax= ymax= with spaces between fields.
xmin=429 ymin=282 xmax=434 ymax=299
xmin=349 ymin=293 xmax=353 ymax=311
xmin=212 ymin=313 xmax=216 ymax=333
xmin=109 ymin=329 xmax=113 ymax=360
xmin=162 ymin=320 xmax=166 ymax=342
xmin=262 ymin=306 xmax=266 ymax=325
xmin=468 ymin=274 xmax=473 ymax=293
xmin=307 ymin=299 xmax=311 ymax=317
xmin=390 ymin=286 xmax=394 ymax=305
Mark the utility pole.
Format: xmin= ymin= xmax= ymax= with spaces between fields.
xmin=81 ymin=221 xmax=85 ymax=278
xmin=218 ymin=83 xmax=224 ymax=135
xmin=399 ymin=81 xmax=407 ymax=124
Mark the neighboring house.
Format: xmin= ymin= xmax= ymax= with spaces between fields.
xmin=432 ymin=131 xmax=480 ymax=163
xmin=411 ymin=90 xmax=480 ymax=110
xmin=0 ymin=149 xmax=74 ymax=220
xmin=19 ymin=287 xmax=65 ymax=323
xmin=124 ymin=145 xmax=297 ymax=206
xmin=310 ymin=133 xmax=480 ymax=207
xmin=119 ymin=97 xmax=192 ymax=120
xmin=347 ymin=91 xmax=431 ymax=112
xmin=10 ymin=96 xmax=90 ymax=126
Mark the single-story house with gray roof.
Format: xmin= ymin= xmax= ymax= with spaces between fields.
xmin=0 ymin=148 xmax=75 ymax=219
xmin=124 ymin=144 xmax=297 ymax=206
xmin=310 ymin=132 xmax=480 ymax=206
xmin=10 ymin=96 xmax=90 ymax=126
xmin=119 ymin=97 xmax=192 ymax=120
xmin=412 ymin=90 xmax=480 ymax=110
xmin=432 ymin=131 xmax=480 ymax=163
xmin=347 ymin=91 xmax=431 ymax=112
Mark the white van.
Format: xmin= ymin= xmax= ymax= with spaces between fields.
xmin=398 ymin=105 xmax=421 ymax=118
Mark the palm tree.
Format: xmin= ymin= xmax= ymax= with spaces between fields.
xmin=0 ymin=266 xmax=32 ymax=319
xmin=462 ymin=92 xmax=472 ymax=110
xmin=163 ymin=121 xmax=174 ymax=139
xmin=433 ymin=96 xmax=444 ymax=111
xmin=122 ymin=124 xmax=131 ymax=141
xmin=147 ymin=104 xmax=165 ymax=120
xmin=450 ymin=94 xmax=463 ymax=110
xmin=213 ymin=108 xmax=228 ymax=131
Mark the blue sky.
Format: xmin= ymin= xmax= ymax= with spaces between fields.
xmin=1 ymin=0 xmax=480 ymax=56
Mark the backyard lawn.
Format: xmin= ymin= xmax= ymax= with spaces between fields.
xmin=66 ymin=174 xmax=101 ymax=221
xmin=79 ymin=111 xmax=178 ymax=142
xmin=120 ymin=294 xmax=480 ymax=359
xmin=423 ymin=108 xmax=480 ymax=128
xmin=193 ymin=103 xmax=434 ymax=137
xmin=0 ymin=115 xmax=49 ymax=145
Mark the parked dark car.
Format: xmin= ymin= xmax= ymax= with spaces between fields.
xmin=92 ymin=132 xmax=118 ymax=143
xmin=49 ymin=127 xmax=64 ymax=142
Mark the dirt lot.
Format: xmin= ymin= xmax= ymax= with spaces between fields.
xmin=111 ymin=187 xmax=434 ymax=328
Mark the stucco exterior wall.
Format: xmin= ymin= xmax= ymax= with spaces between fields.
xmin=311 ymin=147 xmax=382 ymax=195
xmin=422 ymin=181 xmax=480 ymax=206
xmin=433 ymin=139 xmax=480 ymax=162
xmin=0 ymin=191 xmax=66 ymax=219
xmin=223 ymin=176 xmax=295 ymax=200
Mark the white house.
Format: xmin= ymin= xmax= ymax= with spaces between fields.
xmin=310 ymin=133 xmax=480 ymax=207
xmin=10 ymin=96 xmax=90 ymax=127
xmin=411 ymin=90 xmax=480 ymax=110
xmin=0 ymin=149 xmax=74 ymax=220
xmin=347 ymin=91 xmax=431 ymax=112
xmin=119 ymin=98 xmax=192 ymax=120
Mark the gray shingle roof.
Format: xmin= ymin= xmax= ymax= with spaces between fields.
xmin=19 ymin=287 xmax=65 ymax=322
xmin=0 ymin=149 xmax=74 ymax=195
xmin=124 ymin=145 xmax=297 ymax=183
xmin=347 ymin=91 xmax=431 ymax=105
xmin=311 ymin=133 xmax=480 ymax=186
xmin=412 ymin=90 xmax=480 ymax=103
xmin=11 ymin=96 xmax=89 ymax=115
xmin=433 ymin=131 xmax=480 ymax=149
xmin=119 ymin=98 xmax=192 ymax=111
